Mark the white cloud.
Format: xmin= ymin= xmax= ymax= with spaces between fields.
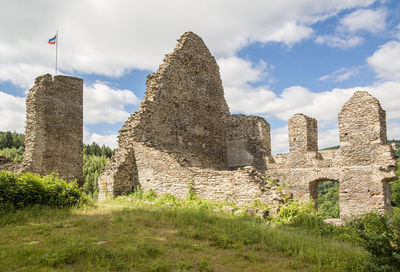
xmin=83 ymin=83 xmax=139 ymax=124
xmin=315 ymin=35 xmax=364 ymax=49
xmin=218 ymin=57 xmax=269 ymax=89
xmin=367 ymin=41 xmax=400 ymax=81
xmin=0 ymin=63 xmax=51 ymax=89
xmin=339 ymin=8 xmax=386 ymax=34
xmin=271 ymin=126 xmax=289 ymax=154
xmin=319 ymin=128 xmax=340 ymax=149
xmin=84 ymin=130 xmax=118 ymax=149
xmin=261 ymin=22 xmax=313 ymax=46
xmin=0 ymin=92 xmax=25 ymax=133
xmin=318 ymin=66 xmax=361 ymax=82
xmin=0 ymin=0 xmax=377 ymax=87
xmin=315 ymin=7 xmax=386 ymax=49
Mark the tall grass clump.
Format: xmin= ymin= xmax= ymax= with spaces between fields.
xmin=0 ymin=170 xmax=87 ymax=210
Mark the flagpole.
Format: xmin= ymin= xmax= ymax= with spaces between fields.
xmin=55 ymin=29 xmax=58 ymax=75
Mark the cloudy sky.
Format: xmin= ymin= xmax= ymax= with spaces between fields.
xmin=1 ymin=0 xmax=400 ymax=153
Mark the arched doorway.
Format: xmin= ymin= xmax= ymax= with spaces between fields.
xmin=309 ymin=179 xmax=340 ymax=219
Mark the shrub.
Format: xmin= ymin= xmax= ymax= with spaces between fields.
xmin=273 ymin=199 xmax=325 ymax=228
xmin=0 ymin=171 xmax=86 ymax=209
xmin=348 ymin=209 xmax=400 ymax=271
xmin=0 ymin=146 xmax=24 ymax=163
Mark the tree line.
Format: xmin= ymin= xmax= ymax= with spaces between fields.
xmin=0 ymin=131 xmax=114 ymax=160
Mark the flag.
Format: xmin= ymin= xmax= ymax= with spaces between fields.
xmin=48 ymin=34 xmax=56 ymax=45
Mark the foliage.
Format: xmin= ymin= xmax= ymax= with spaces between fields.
xmin=347 ymin=208 xmax=400 ymax=272
xmin=185 ymin=178 xmax=197 ymax=200
xmin=82 ymin=154 xmax=109 ymax=198
xmin=83 ymin=142 xmax=114 ymax=158
xmin=273 ymin=199 xmax=325 ymax=228
xmin=0 ymin=171 xmax=87 ymax=209
xmin=249 ymin=199 xmax=272 ymax=211
xmin=391 ymin=156 xmax=400 ymax=206
xmin=0 ymin=146 xmax=24 ymax=163
xmin=318 ymin=181 xmax=340 ymax=219
xmin=0 ymin=131 xmax=24 ymax=150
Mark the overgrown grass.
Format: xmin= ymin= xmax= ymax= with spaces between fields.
xmin=0 ymin=190 xmax=370 ymax=272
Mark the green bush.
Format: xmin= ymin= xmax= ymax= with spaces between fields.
xmin=273 ymin=199 xmax=325 ymax=228
xmin=0 ymin=171 xmax=86 ymax=209
xmin=0 ymin=146 xmax=24 ymax=163
xmin=348 ymin=208 xmax=400 ymax=271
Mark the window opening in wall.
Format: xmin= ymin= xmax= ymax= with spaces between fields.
xmin=317 ymin=181 xmax=340 ymax=219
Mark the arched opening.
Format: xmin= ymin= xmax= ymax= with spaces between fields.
xmin=309 ymin=179 xmax=340 ymax=219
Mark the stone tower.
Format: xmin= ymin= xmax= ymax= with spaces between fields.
xmin=22 ymin=74 xmax=83 ymax=185
xmin=288 ymin=113 xmax=318 ymax=152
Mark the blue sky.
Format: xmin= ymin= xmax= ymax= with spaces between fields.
xmin=1 ymin=0 xmax=400 ymax=153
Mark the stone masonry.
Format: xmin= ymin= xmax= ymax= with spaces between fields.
xmin=98 ymin=32 xmax=397 ymax=218
xmin=226 ymin=114 xmax=271 ymax=171
xmin=266 ymin=91 xmax=396 ymax=217
xmin=289 ymin=113 xmax=318 ymax=152
xmin=21 ymin=74 xmax=83 ymax=185
xmin=98 ymin=32 xmax=280 ymax=206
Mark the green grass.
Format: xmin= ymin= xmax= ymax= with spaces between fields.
xmin=0 ymin=197 xmax=368 ymax=272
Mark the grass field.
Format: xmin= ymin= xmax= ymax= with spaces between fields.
xmin=0 ymin=196 xmax=368 ymax=272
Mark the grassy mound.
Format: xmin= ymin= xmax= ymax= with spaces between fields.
xmin=0 ymin=192 xmax=369 ymax=272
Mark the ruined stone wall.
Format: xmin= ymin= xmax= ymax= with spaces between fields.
xmin=338 ymin=91 xmax=390 ymax=166
xmin=130 ymin=32 xmax=229 ymax=170
xmin=99 ymin=32 xmax=231 ymax=199
xmin=226 ymin=114 xmax=271 ymax=171
xmin=131 ymin=141 xmax=281 ymax=206
xmin=22 ymin=74 xmax=83 ymax=185
xmin=265 ymin=92 xmax=396 ymax=217
xmin=98 ymin=31 xmax=396 ymax=218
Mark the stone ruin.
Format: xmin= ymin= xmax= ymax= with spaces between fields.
xmin=0 ymin=31 xmax=395 ymax=218
xmin=20 ymin=74 xmax=83 ymax=185
xmin=98 ymin=32 xmax=397 ymax=218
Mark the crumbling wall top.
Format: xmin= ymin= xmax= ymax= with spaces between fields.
xmin=117 ymin=32 xmax=230 ymax=170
